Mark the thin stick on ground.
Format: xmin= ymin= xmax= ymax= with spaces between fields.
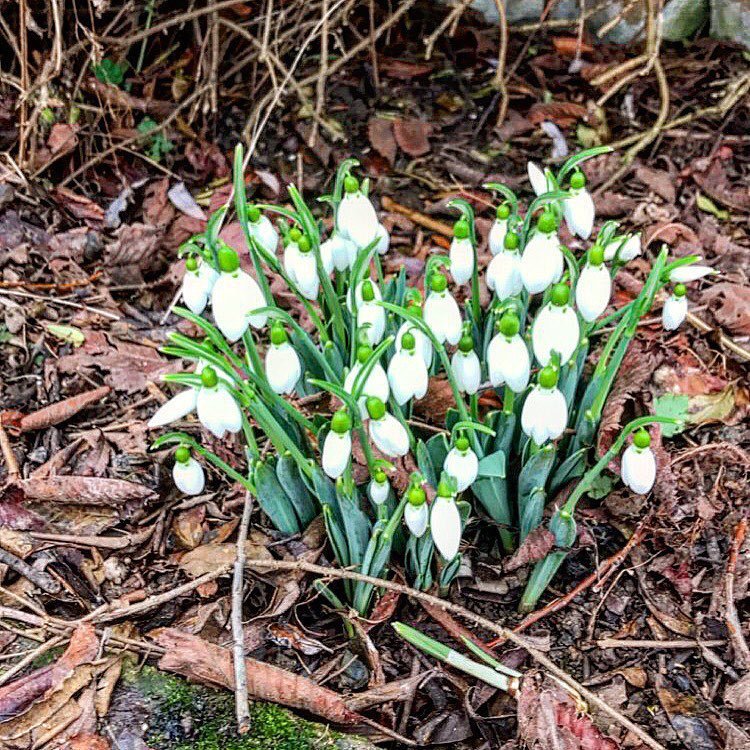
xmin=0 ymin=549 xmax=61 ymax=595
xmin=232 ymin=491 xmax=254 ymax=733
xmin=491 ymin=0 xmax=509 ymax=128
xmin=725 ymin=517 xmax=750 ymax=670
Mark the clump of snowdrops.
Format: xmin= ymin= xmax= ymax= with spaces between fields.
xmin=150 ymin=145 xmax=712 ymax=614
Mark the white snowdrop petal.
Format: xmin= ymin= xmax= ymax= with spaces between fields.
xmin=211 ymin=271 xmax=267 ymax=341
xmin=405 ymin=502 xmax=429 ymax=537
xmin=546 ymin=387 xmax=569 ymax=441
xmin=488 ymin=219 xmax=508 ymax=256
xmin=576 ymin=264 xmax=611 ymax=322
xmin=396 ymin=324 xmax=432 ymax=369
xmin=443 ymin=447 xmax=479 ymax=492
xmin=148 ymin=389 xmax=198 ymax=429
xmin=527 ymin=162 xmax=548 ymax=196
xmin=283 ymin=243 xmax=301 ymax=281
xmin=196 ymin=388 xmax=227 ymax=438
xmin=532 ymin=305 xmax=580 ymax=366
xmin=266 ymin=343 xmax=301 ymax=395
xmin=488 ymin=334 xmax=531 ymax=393
xmin=369 ymin=413 xmax=409 ymax=457
xmin=621 ymin=445 xmax=656 ymax=494
xmin=322 ymin=431 xmax=351 ymax=479
xmin=605 ymin=233 xmax=642 ymax=263
xmin=430 ymin=496 xmax=462 ymax=560
xmin=521 ymin=387 xmax=567 ymax=444
xmin=252 ymin=215 xmax=279 ymax=255
xmin=662 ymin=294 xmax=688 ymax=331
xmin=452 ymin=351 xmax=481 ymax=395
xmin=520 ymin=233 xmax=563 ymax=294
xmin=449 ymin=237 xmax=474 ymax=286
xmin=173 ymin=458 xmax=205 ymax=495
xmin=487 ymin=251 xmax=523 ymax=300
xmin=387 ymin=350 xmax=416 ymax=406
xmin=357 ymin=302 xmax=386 ymax=345
xmin=669 ymin=265 xmax=715 ymax=283
xmin=374 ymin=223 xmax=390 ymax=255
xmin=339 ymin=193 xmax=379 ymax=248
xmin=563 ymin=189 xmax=595 ymax=240
xmin=424 ymin=292 xmax=462 ymax=346
xmin=182 ymin=267 xmax=211 ymax=314
xmin=369 ymin=478 xmax=390 ymax=505
xmin=295 ymin=253 xmax=320 ymax=300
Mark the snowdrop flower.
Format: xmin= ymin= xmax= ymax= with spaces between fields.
xmin=337 ymin=175 xmax=380 ymax=249
xmin=172 ymin=446 xmax=205 ymax=496
xmin=181 ymin=256 xmax=218 ymax=315
xmin=344 ymin=344 xmax=390 ymax=417
xmin=387 ymin=331 xmax=428 ymax=405
xmin=662 ymin=283 xmax=688 ymax=331
xmin=532 ymin=283 xmax=580 ymax=366
xmin=366 ymin=397 xmax=410 ymax=457
xmin=487 ymin=312 xmax=531 ymax=393
xmin=424 ymin=273 xmax=462 ymax=346
xmin=443 ymin=436 xmax=478 ymax=493
xmin=488 ymin=203 xmax=510 ymax=256
xmin=283 ymin=227 xmax=303 ymax=280
xmin=348 ymin=277 xmax=382 ymax=311
xmin=374 ymin=223 xmax=390 ymax=255
xmin=368 ymin=469 xmax=390 ymax=505
xmin=520 ymin=212 xmax=564 ymax=294
xmin=430 ymin=479 xmax=462 ymax=560
xmin=620 ymin=429 xmax=656 ymax=494
xmin=669 ymin=263 xmax=716 ymax=283
xmin=527 ymin=161 xmax=549 ymax=196
xmin=321 ymin=410 xmax=352 ymax=479
xmin=149 ymin=388 xmax=199 ymax=429
xmin=292 ymin=235 xmax=320 ymax=300
xmin=195 ymin=366 xmax=243 ymax=439
xmin=396 ymin=321 xmax=432 ymax=369
xmin=356 ymin=280 xmax=385 ymax=345
xmin=575 ymin=245 xmax=611 ymax=322
xmin=451 ymin=333 xmax=481 ymax=395
xmin=211 ymin=246 xmax=267 ymax=342
xmin=265 ymin=322 xmax=301 ymax=395
xmin=486 ymin=230 xmax=523 ymax=300
xmin=563 ymin=170 xmax=595 ymax=240
xmin=320 ymin=232 xmax=357 ymax=274
xmin=604 ymin=233 xmax=641 ymax=263
xmin=449 ymin=219 xmax=474 ymax=286
xmin=246 ymin=205 xmax=279 ymax=255
xmin=521 ymin=366 xmax=568 ymax=445
xmin=404 ymin=485 xmax=429 ymax=537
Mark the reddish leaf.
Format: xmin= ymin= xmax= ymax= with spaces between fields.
xmin=19 ymin=476 xmax=156 ymax=506
xmin=505 ymin=528 xmax=555 ymax=572
xmin=47 ymin=123 xmax=79 ymax=157
xmin=18 ymin=386 xmax=111 ymax=433
xmin=53 ymin=188 xmax=105 ymax=226
xmin=552 ymin=37 xmax=595 ymax=57
xmin=691 ymin=156 xmax=750 ymax=211
xmin=634 ymin=164 xmax=676 ymax=203
xmin=378 ymin=58 xmax=434 ymax=79
xmin=528 ymin=101 xmax=587 ymax=127
xmin=393 ymin=119 xmax=432 ymax=157
xmin=368 ymin=117 xmax=397 ymax=165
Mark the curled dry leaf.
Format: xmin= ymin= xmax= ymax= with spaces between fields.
xmin=703 ymin=282 xmax=750 ymax=336
xmin=393 ymin=119 xmax=432 ymax=157
xmin=19 ymin=476 xmax=157 ymax=506
xmin=153 ymin=629 xmax=365 ymax=726
xmin=19 ymin=386 xmax=111 ymax=433
xmin=528 ymin=101 xmax=588 ymax=127
xmin=505 ymin=527 xmax=556 ymax=572
xmin=368 ymin=117 xmax=397 ymax=165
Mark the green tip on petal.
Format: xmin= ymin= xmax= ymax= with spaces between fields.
xmin=331 ymin=410 xmax=352 ymax=434
xmin=407 ymin=486 xmax=426 ymax=506
xmin=498 ymin=312 xmax=519 ymax=337
xmin=504 ymin=232 xmax=520 ymax=251
xmin=356 ymin=344 xmax=372 ymax=364
xmin=550 ymin=283 xmax=570 ymax=307
xmin=589 ymin=245 xmax=604 ymax=266
xmin=289 ymin=227 xmax=302 ymax=243
xmin=270 ymin=322 xmax=288 ymax=346
xmin=201 ymin=366 xmax=218 ymax=388
xmin=633 ymin=428 xmax=651 ymax=449
xmin=537 ymin=211 xmax=557 ymax=234
xmin=344 ymin=175 xmax=359 ymax=194
xmin=453 ymin=220 xmax=470 ymax=240
xmin=247 ymin=205 xmax=261 ymax=223
xmin=401 ymin=331 xmax=416 ymax=351
xmin=570 ymin=171 xmax=586 ymax=190
xmin=175 ymin=446 xmax=191 ymax=464
xmin=458 ymin=334 xmax=474 ymax=353
xmin=437 ymin=479 xmax=453 ymax=498
xmin=674 ymin=283 xmax=687 ymax=298
xmin=217 ymin=246 xmax=240 ymax=273
xmin=497 ymin=203 xmax=511 ymax=220
xmin=366 ymin=396 xmax=386 ymax=421
xmin=361 ymin=280 xmax=375 ymax=302
xmin=185 ymin=256 xmax=199 ymax=272
xmin=455 ymin=436 xmax=470 ymax=452
xmin=538 ymin=366 xmax=558 ymax=389
xmin=430 ymin=273 xmax=447 ymax=293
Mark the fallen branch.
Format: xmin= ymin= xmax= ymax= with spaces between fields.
xmin=232 ymin=492 xmax=253 ymax=733
xmin=0 ymin=548 xmax=61 ymax=595
xmin=725 ymin=517 xmax=750 ymax=670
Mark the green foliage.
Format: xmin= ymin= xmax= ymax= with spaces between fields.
xmin=654 ymin=393 xmax=689 ymax=436
xmin=92 ymin=58 xmax=126 ymax=86
xmin=138 ymin=117 xmax=174 ymax=161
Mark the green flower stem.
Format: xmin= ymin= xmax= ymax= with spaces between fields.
xmin=521 ymin=191 xmax=570 ymax=240
xmin=557 ymin=145 xmax=612 ymax=182
xmin=241 ymin=330 xmax=265 ymax=380
xmin=351 ymin=335 xmax=395 ymax=401
xmin=470 ymin=393 xmax=479 ymax=422
xmin=173 ymin=307 xmax=246 ymax=372
xmin=447 ymin=198 xmax=480 ymax=322
xmin=483 ymin=183 xmax=519 ymax=215
xmin=502 ymin=387 xmax=515 ymax=416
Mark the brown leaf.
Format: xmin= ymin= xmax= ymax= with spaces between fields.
xmin=691 ymin=156 xmax=750 ymax=212
xmin=172 ymin=505 xmax=206 ymax=550
xmin=703 ymin=282 xmax=750 ymax=336
xmin=66 ymin=734 xmax=111 ymax=750
xmin=393 ymin=119 xmax=432 ymax=157
xmin=495 ymin=109 xmax=534 ymax=141
xmin=552 ymin=37 xmax=595 ymax=57
xmin=634 ymin=165 xmax=676 ymax=203
xmin=528 ymin=101 xmax=588 ymax=127
xmin=593 ymin=191 xmax=637 ymax=217
xmin=413 ymin=377 xmax=456 ymax=424
xmin=724 ymin=672 xmax=750 ymax=713
xmin=47 ymin=123 xmax=79 ymax=157
xmin=19 ymin=476 xmax=156 ymax=506
xmin=178 ymin=536 xmax=272 ymax=577
xmin=153 ymin=629 xmax=364 ymax=725
xmin=378 ymin=58 xmax=434 ymax=79
xmin=367 ymin=118 xmax=397 ymax=165
xmin=19 ymin=386 xmax=111 ymax=433
xmin=104 ymin=223 xmax=163 ymax=285
xmin=53 ymin=188 xmax=105 ymax=227
xmin=505 ymin=528 xmax=555 ymax=572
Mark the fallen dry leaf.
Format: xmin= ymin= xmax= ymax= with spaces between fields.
xmin=19 ymin=476 xmax=156 ymax=506
xmin=172 ymin=505 xmax=206 ymax=550
xmin=378 ymin=58 xmax=434 ymax=79
xmin=634 ymin=164 xmax=676 ymax=203
xmin=528 ymin=101 xmax=587 ymax=127
xmin=691 ymin=156 xmax=750 ymax=212
xmin=724 ymin=672 xmax=750 ymax=713
xmin=368 ymin=117 xmax=397 ymax=164
xmin=104 ymin=223 xmax=163 ymax=285
xmin=18 ymin=386 xmax=111 ymax=433
xmin=552 ymin=36 xmax=594 ymax=57
xmin=47 ymin=123 xmax=79 ymax=157
xmin=178 ymin=535 xmax=272 ymax=578
xmin=505 ymin=528 xmax=556 ymax=572
xmin=52 ymin=188 xmax=105 ymax=226
xmin=393 ymin=119 xmax=432 ymax=157
xmin=703 ymin=282 xmax=750 ymax=336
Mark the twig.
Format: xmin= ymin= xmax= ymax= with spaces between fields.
xmin=725 ymin=517 xmax=750 ymax=670
xmin=0 ymin=549 xmax=61 ymax=595
xmin=597 ymin=638 xmax=727 ymax=650
xmin=380 ymin=196 xmax=454 ymax=237
xmin=0 ymin=418 xmax=19 ymax=478
xmin=685 ymin=311 xmax=750 ymax=363
xmin=0 ymin=271 xmax=103 ymax=291
xmin=491 ymin=0 xmax=509 ymax=128
xmin=424 ymin=0 xmax=474 ymax=60
xmin=244 ymin=558 xmax=668 ymax=750
xmin=308 ymin=0 xmax=330 ymax=147
xmin=0 ymin=636 xmax=66 ymax=687
xmin=232 ymin=492 xmax=254 ymax=733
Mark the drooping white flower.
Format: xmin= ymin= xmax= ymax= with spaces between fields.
xmin=387 ymin=333 xmax=428 ymax=405
xmin=527 ymin=161 xmax=549 ymax=196
xmin=396 ymin=322 xmax=432 ymax=369
xmin=368 ymin=472 xmax=390 ymax=505
xmin=575 ymin=246 xmax=611 ymax=322
xmin=322 ymin=410 xmax=352 ymax=479
xmin=532 ymin=284 xmax=580 ymax=366
xmin=669 ymin=264 xmax=716 ymax=283
xmin=246 ymin=207 xmax=279 ymax=255
xmin=424 ymin=273 xmax=462 ymax=346
xmin=430 ymin=488 xmax=462 ymax=560
xmin=604 ymin=233 xmax=641 ymax=263
xmin=449 ymin=220 xmax=474 ymax=286
xmin=344 ymin=350 xmax=390 ymax=418
xmin=347 ymin=278 xmax=382 ymax=312
xmin=173 ymin=447 xmax=205 ymax=496
xmin=374 ymin=223 xmax=390 ymax=255
xmin=486 ymin=231 xmax=523 ymax=300
xmin=148 ymin=388 xmax=199 ymax=429
xmin=292 ymin=236 xmax=320 ymax=300
xmin=521 ymin=368 xmax=568 ymax=445
xmin=405 ymin=488 xmax=429 ymax=537
xmin=563 ymin=171 xmax=595 ymax=240
xmin=357 ymin=301 xmax=386 ymax=345
xmin=211 ymin=247 xmax=267 ymax=342
xmin=194 ymin=367 xmax=243 ymax=439
xmin=283 ymin=229 xmax=303 ymax=280
xmin=487 ymin=314 xmax=530 ymax=393
xmin=488 ymin=204 xmax=511 ymax=255
xmin=320 ymin=232 xmax=357 ymax=274
xmin=337 ymin=176 xmax=380 ymax=249
xmin=443 ymin=437 xmax=478 ymax=492
xmin=265 ymin=324 xmax=301 ymax=395
xmin=367 ymin=398 xmax=410 ymax=457
xmin=663 ymin=285 xmax=688 ymax=331
xmin=451 ymin=337 xmax=481 ymax=395
xmin=520 ymin=213 xmax=564 ymax=294
xmin=621 ymin=430 xmax=656 ymax=494
xmin=181 ymin=257 xmax=219 ymax=315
